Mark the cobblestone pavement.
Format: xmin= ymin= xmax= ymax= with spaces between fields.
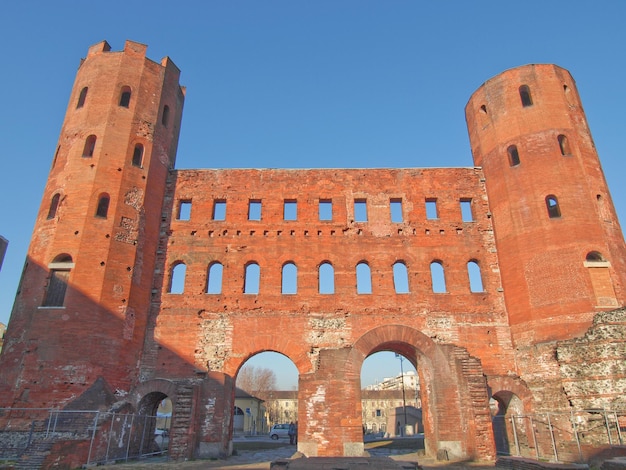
xmin=96 ymin=444 xmax=496 ymax=470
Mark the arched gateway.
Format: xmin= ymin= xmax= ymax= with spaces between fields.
xmin=0 ymin=41 xmax=625 ymax=468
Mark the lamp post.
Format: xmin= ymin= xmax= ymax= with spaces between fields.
xmin=395 ymin=353 xmax=408 ymax=436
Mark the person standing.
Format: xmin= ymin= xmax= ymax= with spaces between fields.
xmin=288 ymin=421 xmax=295 ymax=445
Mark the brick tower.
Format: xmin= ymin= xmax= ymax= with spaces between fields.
xmin=465 ymin=64 xmax=626 ymax=346
xmin=0 ymin=40 xmax=185 ymax=408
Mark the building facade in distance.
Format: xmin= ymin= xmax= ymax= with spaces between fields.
xmin=0 ymin=41 xmax=625 ymax=465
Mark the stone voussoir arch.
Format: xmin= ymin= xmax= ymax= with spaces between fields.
xmin=129 ymin=378 xmax=179 ymax=411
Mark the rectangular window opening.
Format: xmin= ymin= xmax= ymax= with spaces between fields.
xmin=460 ymin=199 xmax=473 ymax=222
xmin=178 ymin=200 xmax=192 ymax=221
xmin=319 ymin=199 xmax=333 ymax=221
xmin=284 ymin=200 xmax=297 ymax=221
xmin=213 ymin=200 xmax=226 ymax=221
xmin=248 ymin=200 xmax=262 ymax=221
xmin=390 ymin=199 xmax=403 ymax=223
xmin=354 ymin=199 xmax=368 ymax=222
xmin=425 ymin=198 xmax=438 ymax=220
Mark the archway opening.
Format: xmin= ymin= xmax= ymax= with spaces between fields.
xmin=361 ymin=350 xmax=422 ymax=440
xmin=235 ymin=351 xmax=299 ymax=439
xmin=137 ymin=392 xmax=172 ymax=455
xmin=491 ymin=391 xmax=524 ymax=456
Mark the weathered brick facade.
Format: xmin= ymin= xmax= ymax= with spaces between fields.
xmin=0 ymin=41 xmax=625 ymax=465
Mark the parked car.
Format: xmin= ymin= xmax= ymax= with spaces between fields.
xmin=269 ymin=423 xmax=291 ymax=440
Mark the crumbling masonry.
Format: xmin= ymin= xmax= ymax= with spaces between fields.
xmin=0 ymin=40 xmax=625 ymax=466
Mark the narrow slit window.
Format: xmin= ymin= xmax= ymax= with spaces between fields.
xmin=392 ymin=261 xmax=409 ymax=294
xmin=467 ymin=260 xmax=484 ymax=292
xmin=169 ymin=262 xmax=186 ymax=294
xmin=284 ymin=200 xmax=297 ymax=221
xmin=244 ymin=262 xmax=260 ymax=294
xmin=546 ymin=195 xmax=561 ymax=218
xmin=206 ymin=262 xmax=223 ymax=294
xmin=95 ymin=194 xmax=110 ymax=218
xmin=132 ymin=143 xmax=144 ymax=167
xmin=248 ymin=200 xmax=262 ymax=221
xmin=213 ymin=200 xmax=226 ymax=221
xmin=76 ymin=87 xmax=88 ymax=108
xmin=390 ymin=199 xmax=403 ymax=223
xmin=162 ymin=105 xmax=170 ymax=127
xmin=430 ymin=261 xmax=446 ymax=293
xmin=356 ymin=262 xmax=372 ymax=294
xmin=82 ymin=135 xmax=97 ymax=158
xmin=460 ymin=199 xmax=473 ymax=222
xmin=319 ymin=262 xmax=335 ymax=294
xmin=319 ymin=199 xmax=333 ymax=221
xmin=178 ymin=200 xmax=191 ymax=221
xmin=558 ymin=134 xmax=571 ymax=156
xmin=119 ymin=86 xmax=131 ymax=108
xmin=354 ymin=199 xmax=368 ymax=222
xmin=281 ymin=262 xmax=297 ymax=294
xmin=47 ymin=193 xmax=61 ymax=220
xmin=519 ymin=85 xmax=533 ymax=107
xmin=425 ymin=199 xmax=438 ymax=220
xmin=507 ymin=145 xmax=520 ymax=166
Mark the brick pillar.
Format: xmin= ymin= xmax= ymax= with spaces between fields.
xmin=195 ymin=372 xmax=235 ymax=459
xmin=297 ymin=348 xmax=364 ymax=457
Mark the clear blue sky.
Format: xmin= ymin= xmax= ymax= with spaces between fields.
xmin=1 ymin=2 xmax=625 ymax=389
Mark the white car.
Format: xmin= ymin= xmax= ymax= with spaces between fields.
xmin=269 ymin=423 xmax=291 ymax=440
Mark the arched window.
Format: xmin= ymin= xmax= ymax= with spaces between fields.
xmin=244 ymin=262 xmax=260 ymax=294
xmin=545 ymin=195 xmax=561 ymax=218
xmin=467 ymin=260 xmax=484 ymax=292
xmin=162 ymin=105 xmax=170 ymax=127
xmin=430 ymin=261 xmax=446 ymax=293
xmin=169 ymin=262 xmax=186 ymax=294
xmin=281 ymin=262 xmax=297 ymax=294
xmin=519 ymin=85 xmax=533 ymax=107
xmin=356 ymin=262 xmax=372 ymax=294
xmin=119 ymin=86 xmax=132 ymax=108
xmin=132 ymin=143 xmax=144 ymax=167
xmin=95 ymin=193 xmax=110 ymax=218
xmin=206 ymin=262 xmax=223 ymax=294
xmin=319 ymin=262 xmax=335 ymax=294
xmin=42 ymin=254 xmax=74 ymax=307
xmin=507 ymin=145 xmax=520 ymax=166
xmin=82 ymin=135 xmax=97 ymax=158
xmin=558 ymin=134 xmax=571 ymax=156
xmin=76 ymin=87 xmax=88 ymax=108
xmin=392 ymin=261 xmax=409 ymax=294
xmin=47 ymin=193 xmax=61 ymax=220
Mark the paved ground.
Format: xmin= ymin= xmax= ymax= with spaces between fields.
xmin=96 ymin=439 xmax=496 ymax=470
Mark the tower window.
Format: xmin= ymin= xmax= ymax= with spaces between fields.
xmin=95 ymin=194 xmax=110 ymax=218
xmin=76 ymin=87 xmax=88 ymax=108
xmin=319 ymin=262 xmax=335 ymax=294
xmin=354 ymin=199 xmax=368 ymax=222
xmin=507 ymin=145 xmax=520 ymax=166
xmin=47 ymin=193 xmax=61 ymax=220
xmin=178 ymin=200 xmax=191 ymax=221
xmin=244 ymin=262 xmax=260 ymax=294
xmin=42 ymin=254 xmax=74 ymax=307
xmin=392 ymin=261 xmax=409 ymax=294
xmin=82 ymin=135 xmax=97 ymax=158
xmin=284 ymin=200 xmax=297 ymax=221
xmin=206 ymin=262 xmax=223 ymax=294
xmin=119 ymin=86 xmax=132 ymax=108
xmin=430 ymin=261 xmax=446 ymax=293
xmin=519 ymin=85 xmax=533 ymax=107
xmin=248 ymin=200 xmax=262 ymax=221
xmin=169 ymin=262 xmax=186 ymax=294
xmin=319 ymin=199 xmax=333 ymax=221
xmin=460 ymin=199 xmax=473 ymax=222
xmin=162 ymin=105 xmax=170 ymax=127
xmin=356 ymin=262 xmax=372 ymax=294
xmin=132 ymin=143 xmax=144 ymax=167
xmin=425 ymin=199 xmax=438 ymax=220
xmin=390 ymin=199 xmax=403 ymax=223
xmin=281 ymin=262 xmax=297 ymax=294
xmin=212 ymin=200 xmax=226 ymax=221
xmin=545 ymin=195 xmax=561 ymax=218
xmin=467 ymin=260 xmax=484 ymax=292
xmin=558 ymin=134 xmax=571 ymax=156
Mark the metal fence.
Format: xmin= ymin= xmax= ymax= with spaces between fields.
xmin=492 ymin=409 xmax=625 ymax=463
xmin=0 ymin=407 xmax=168 ymax=466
